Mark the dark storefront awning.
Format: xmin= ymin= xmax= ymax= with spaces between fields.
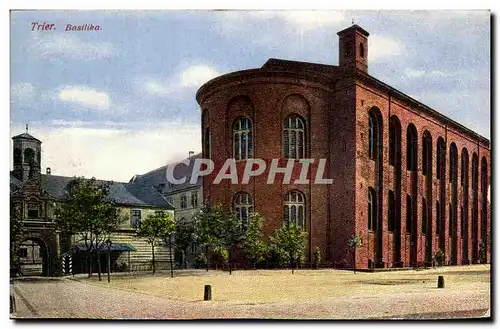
xmin=70 ymin=242 xmax=137 ymax=253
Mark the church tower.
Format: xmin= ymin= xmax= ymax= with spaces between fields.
xmin=337 ymin=24 xmax=369 ymax=73
xmin=12 ymin=125 xmax=42 ymax=182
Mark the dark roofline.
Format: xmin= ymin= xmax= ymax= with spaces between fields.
xmin=12 ymin=133 xmax=42 ymax=143
xmin=356 ymin=70 xmax=490 ymax=147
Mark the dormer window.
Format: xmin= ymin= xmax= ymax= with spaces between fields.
xmin=27 ymin=203 xmax=39 ymax=218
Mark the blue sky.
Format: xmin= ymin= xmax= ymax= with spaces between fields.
xmin=10 ymin=10 xmax=490 ymax=182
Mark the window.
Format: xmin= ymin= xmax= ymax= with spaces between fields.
xmin=388 ymin=191 xmax=395 ymax=232
xmin=406 ymin=124 xmax=418 ymax=171
xmin=359 ymin=43 xmax=365 ymax=58
xmin=436 ymin=138 xmax=445 ymax=180
xmin=191 ymin=242 xmax=197 ymax=254
xmin=389 ymin=116 xmax=401 ymax=166
xmin=436 ymin=201 xmax=440 ymax=235
xmin=422 ymin=132 xmax=432 ymax=176
xmin=14 ymin=148 xmax=21 ymax=164
xmin=131 ymin=209 xmax=141 ymax=228
xmin=234 ymin=192 xmax=253 ymax=230
xmin=191 ymin=192 xmax=198 ymax=208
xmin=284 ymin=190 xmax=306 ymax=229
xmin=368 ymin=188 xmax=376 ymax=231
xmin=422 ymin=198 xmax=427 ymax=235
xmin=368 ymin=116 xmax=375 ymax=159
xmin=233 ymin=117 xmax=253 ymax=160
xmin=449 ymin=143 xmax=458 ymax=183
xmin=449 ymin=205 xmax=453 ymax=235
xmin=18 ymin=248 xmax=28 ymax=258
xmin=460 ymin=206 xmax=465 ymax=238
xmin=24 ymin=148 xmax=35 ymax=164
xmin=406 ymin=195 xmax=412 ymax=233
xmin=180 ymin=195 xmax=187 ymax=209
xmin=27 ymin=203 xmax=39 ymax=218
xmin=166 ymin=196 xmax=174 ymax=206
xmin=204 ymin=127 xmax=211 ymax=159
xmin=283 ymin=115 xmax=306 ymax=159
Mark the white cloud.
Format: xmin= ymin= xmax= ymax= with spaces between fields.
xmin=11 ymin=82 xmax=35 ymax=102
xmin=56 ymin=86 xmax=111 ymax=110
xmin=179 ymin=65 xmax=221 ymax=89
xmin=9 ymin=123 xmax=201 ymax=182
xmin=31 ymin=34 xmax=115 ymax=60
xmin=404 ymin=68 xmax=446 ymax=78
xmin=368 ymin=35 xmax=402 ymax=61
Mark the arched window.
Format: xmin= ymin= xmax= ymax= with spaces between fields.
xmin=283 ymin=115 xmax=306 ymax=159
xmin=460 ymin=206 xmax=465 ymax=238
xmin=436 ymin=137 xmax=445 ymax=180
xmin=422 ymin=197 xmax=427 ymax=234
xmin=449 ymin=143 xmax=458 ymax=183
xmin=388 ymin=190 xmax=395 ymax=232
xmin=284 ymin=190 xmax=306 ymax=228
xmin=461 ymin=148 xmax=469 ymax=187
xmin=360 ymin=43 xmax=365 ymax=58
xmin=204 ymin=127 xmax=211 ymax=159
xmin=422 ymin=131 xmax=432 ymax=176
xmin=14 ymin=148 xmax=22 ymax=164
xmin=368 ymin=108 xmax=381 ymax=160
xmin=449 ymin=204 xmax=453 ymax=235
xmin=406 ymin=195 xmax=412 ymax=233
xmin=368 ymin=187 xmax=376 ymax=231
xmin=436 ymin=200 xmax=440 ymax=234
xmin=389 ymin=116 xmax=401 ymax=166
xmin=234 ymin=192 xmax=253 ymax=230
xmin=406 ymin=124 xmax=418 ymax=171
xmin=233 ymin=117 xmax=253 ymax=160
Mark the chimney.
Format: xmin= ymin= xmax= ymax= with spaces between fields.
xmin=189 ymin=151 xmax=194 ymax=157
xmin=46 ymin=167 xmax=51 ymax=175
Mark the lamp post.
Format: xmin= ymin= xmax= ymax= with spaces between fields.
xmin=106 ymin=238 xmax=112 ymax=283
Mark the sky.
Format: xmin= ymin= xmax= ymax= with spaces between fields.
xmin=9 ymin=10 xmax=491 ymax=182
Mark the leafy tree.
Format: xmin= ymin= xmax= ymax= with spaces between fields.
xmin=269 ymin=223 xmax=307 ymax=274
xmin=348 ymin=234 xmax=362 ymax=274
xmin=174 ymin=218 xmax=196 ymax=269
xmin=54 ymin=177 xmax=124 ymax=278
xmin=242 ymin=213 xmax=267 ymax=269
xmin=137 ymin=211 xmax=175 ymax=275
xmin=313 ymin=246 xmax=322 ymax=269
xmin=10 ymin=202 xmax=25 ymax=277
xmin=193 ymin=203 xmax=245 ymax=274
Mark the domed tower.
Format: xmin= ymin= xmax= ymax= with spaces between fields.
xmin=12 ymin=125 xmax=42 ymax=182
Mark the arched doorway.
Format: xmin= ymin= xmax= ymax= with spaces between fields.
xmin=18 ymin=238 xmax=49 ymax=276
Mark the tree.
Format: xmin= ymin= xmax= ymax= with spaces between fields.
xmin=54 ymin=177 xmax=124 ymax=279
xmin=348 ymin=234 xmax=362 ymax=274
xmin=137 ymin=211 xmax=175 ymax=275
xmin=10 ymin=202 xmax=25 ymax=277
xmin=174 ymin=218 xmax=196 ymax=269
xmin=242 ymin=213 xmax=267 ymax=269
xmin=193 ymin=203 xmax=245 ymax=274
xmin=269 ymin=223 xmax=307 ymax=274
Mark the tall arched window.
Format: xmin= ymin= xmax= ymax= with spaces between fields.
xmin=24 ymin=148 xmax=35 ymax=164
xmin=389 ymin=116 xmax=401 ymax=166
xmin=234 ymin=192 xmax=253 ymax=230
xmin=388 ymin=190 xmax=395 ymax=232
xmin=436 ymin=137 xmax=445 ymax=180
xmin=204 ymin=127 xmax=211 ymax=159
xmin=422 ymin=131 xmax=432 ymax=176
xmin=233 ymin=117 xmax=253 ymax=160
xmin=368 ymin=187 xmax=376 ymax=231
xmin=284 ymin=190 xmax=306 ymax=228
xmin=368 ymin=108 xmax=382 ymax=160
xmin=14 ymin=148 xmax=22 ymax=164
xmin=283 ymin=115 xmax=306 ymax=159
xmin=406 ymin=124 xmax=418 ymax=171
xmin=449 ymin=143 xmax=458 ymax=183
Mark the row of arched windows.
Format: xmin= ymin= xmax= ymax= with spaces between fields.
xmin=203 ymin=114 xmax=307 ymax=161
xmin=233 ymin=191 xmax=306 ymax=230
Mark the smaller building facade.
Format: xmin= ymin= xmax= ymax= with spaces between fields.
xmin=10 ymin=131 xmax=175 ymax=276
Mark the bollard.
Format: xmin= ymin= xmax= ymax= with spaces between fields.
xmin=437 ymin=275 xmax=445 ymax=288
xmin=204 ymin=285 xmax=212 ymax=301
xmin=10 ymin=294 xmax=16 ymax=313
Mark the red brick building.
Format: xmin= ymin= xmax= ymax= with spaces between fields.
xmin=196 ymin=25 xmax=491 ymax=269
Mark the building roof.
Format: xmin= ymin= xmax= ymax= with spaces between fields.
xmin=12 ymin=133 xmax=42 ymax=143
xmin=131 ymin=153 xmax=202 ymax=194
xmin=10 ymin=173 xmax=174 ymax=209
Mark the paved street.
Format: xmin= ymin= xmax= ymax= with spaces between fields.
xmin=10 ymin=276 xmax=490 ymax=320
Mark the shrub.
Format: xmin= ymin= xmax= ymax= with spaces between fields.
xmin=313 ymin=246 xmax=321 ymax=269
xmin=434 ymin=249 xmax=444 ymax=266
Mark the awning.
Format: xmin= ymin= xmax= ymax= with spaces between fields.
xmin=69 ymin=242 xmax=137 ymax=253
